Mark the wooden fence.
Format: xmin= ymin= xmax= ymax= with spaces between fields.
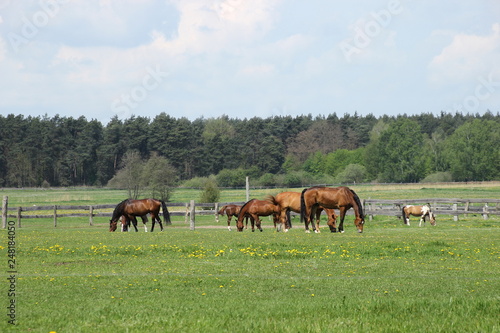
xmin=2 ymin=196 xmax=499 ymax=229
xmin=362 ymin=198 xmax=500 ymax=221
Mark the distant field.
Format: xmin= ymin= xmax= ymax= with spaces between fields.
xmin=2 ymin=181 xmax=500 ymax=207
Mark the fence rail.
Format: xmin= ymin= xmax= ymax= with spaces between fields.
xmin=363 ymin=198 xmax=500 ymax=222
xmin=2 ymin=196 xmax=499 ymax=229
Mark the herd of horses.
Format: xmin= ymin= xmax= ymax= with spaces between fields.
xmin=109 ymin=186 xmax=437 ymax=233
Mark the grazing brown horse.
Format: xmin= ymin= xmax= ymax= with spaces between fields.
xmin=236 ymin=197 xmax=280 ymax=232
xmin=300 ymin=186 xmax=365 ymax=233
xmin=112 ymin=215 xmax=136 ymax=232
xmin=402 ymin=204 xmax=436 ymax=227
xmin=109 ymin=199 xmax=171 ymax=232
xmin=274 ymin=192 xmax=337 ymax=232
xmin=218 ymin=204 xmax=250 ymax=231
xmin=112 ymin=214 xmax=149 ymax=232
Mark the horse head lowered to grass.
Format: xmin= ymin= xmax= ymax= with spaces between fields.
xmin=109 ymin=198 xmax=171 ymax=232
xmin=402 ymin=204 xmax=436 ymax=227
xmin=300 ymin=186 xmax=365 ymax=233
xmin=218 ymin=204 xmax=250 ymax=231
xmin=236 ymin=197 xmax=280 ymax=232
xmin=274 ymin=191 xmax=338 ymax=232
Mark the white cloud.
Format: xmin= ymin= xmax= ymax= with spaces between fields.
xmin=429 ymin=23 xmax=500 ymax=85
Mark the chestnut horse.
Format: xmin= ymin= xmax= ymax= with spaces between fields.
xmin=274 ymin=192 xmax=337 ymax=232
xmin=114 ymin=215 xmax=139 ymax=232
xmin=109 ymin=198 xmax=171 ymax=232
xmin=218 ymin=204 xmax=250 ymax=231
xmin=402 ymin=204 xmax=436 ymax=227
xmin=236 ymin=197 xmax=280 ymax=232
xmin=300 ymin=186 xmax=365 ymax=233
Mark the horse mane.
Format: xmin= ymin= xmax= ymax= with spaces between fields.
xmin=111 ymin=199 xmax=130 ymax=221
xmin=349 ymin=189 xmax=364 ymax=218
xmin=238 ymin=199 xmax=255 ymax=220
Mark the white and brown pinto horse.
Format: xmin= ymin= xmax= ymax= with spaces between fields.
xmin=402 ymin=204 xmax=436 ymax=227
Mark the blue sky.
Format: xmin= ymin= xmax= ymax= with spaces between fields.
xmin=1 ymin=0 xmax=499 ymax=124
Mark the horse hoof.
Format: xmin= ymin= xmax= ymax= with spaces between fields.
xmin=340 ymin=230 xmax=345 ymax=233
xmin=305 ymin=230 xmax=310 ymax=234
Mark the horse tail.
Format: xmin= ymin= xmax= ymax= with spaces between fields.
xmin=349 ymin=189 xmax=364 ymax=218
xmin=264 ymin=195 xmax=279 ymax=206
xmin=218 ymin=205 xmax=227 ymax=215
xmin=401 ymin=206 xmax=406 ymax=221
xmin=300 ymin=188 xmax=309 ymax=223
xmin=160 ymin=200 xmax=171 ymax=225
xmin=111 ymin=199 xmax=128 ymax=222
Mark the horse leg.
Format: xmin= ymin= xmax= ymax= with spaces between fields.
xmin=338 ymin=208 xmax=347 ymax=233
xmin=157 ymin=214 xmax=164 ymax=232
xmin=419 ymin=213 xmax=426 ymax=227
xmin=403 ymin=213 xmax=410 ymax=226
xmin=131 ymin=216 xmax=139 ymax=232
xmin=304 ymin=206 xmax=314 ymax=233
xmin=141 ymin=215 xmax=148 ymax=232
xmin=227 ymin=216 xmax=232 ymax=231
xmin=315 ymin=208 xmax=322 ymax=232
xmin=310 ymin=205 xmax=320 ymax=233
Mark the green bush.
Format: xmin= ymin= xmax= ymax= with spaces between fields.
xmin=257 ymin=173 xmax=276 ymax=186
xmin=199 ymin=178 xmax=220 ymax=203
xmin=421 ymin=171 xmax=453 ymax=183
xmin=182 ymin=177 xmax=211 ymax=188
xmin=335 ymin=164 xmax=367 ymax=184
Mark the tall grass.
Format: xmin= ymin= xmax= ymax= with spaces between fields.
xmin=1 ymin=215 xmax=499 ymax=332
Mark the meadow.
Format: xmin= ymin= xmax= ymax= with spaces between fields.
xmin=0 ymin=184 xmax=499 ymax=332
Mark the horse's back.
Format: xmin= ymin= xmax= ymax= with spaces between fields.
xmin=276 ymin=191 xmax=301 ymax=211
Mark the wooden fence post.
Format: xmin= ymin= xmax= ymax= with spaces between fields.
xmin=185 ymin=203 xmax=189 ymax=224
xmin=189 ymin=200 xmax=195 ymax=231
xmin=54 ymin=205 xmax=57 ymax=227
xmin=89 ymin=205 xmax=94 ymax=226
xmin=452 ymin=203 xmax=458 ymax=221
xmin=214 ymin=203 xmax=219 ymax=223
xmin=17 ymin=207 xmax=21 ymax=228
xmin=483 ymin=204 xmax=489 ymax=220
xmin=246 ymin=176 xmax=250 ymax=202
xmin=2 ymin=196 xmax=7 ymax=229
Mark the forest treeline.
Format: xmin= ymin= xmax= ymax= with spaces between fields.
xmin=1 ymin=111 xmax=499 ymax=188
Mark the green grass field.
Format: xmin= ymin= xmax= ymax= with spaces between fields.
xmin=1 ymin=184 xmax=499 ymax=332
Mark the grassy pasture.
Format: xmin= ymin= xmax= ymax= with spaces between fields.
xmin=1 ymin=184 xmax=499 ymax=332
